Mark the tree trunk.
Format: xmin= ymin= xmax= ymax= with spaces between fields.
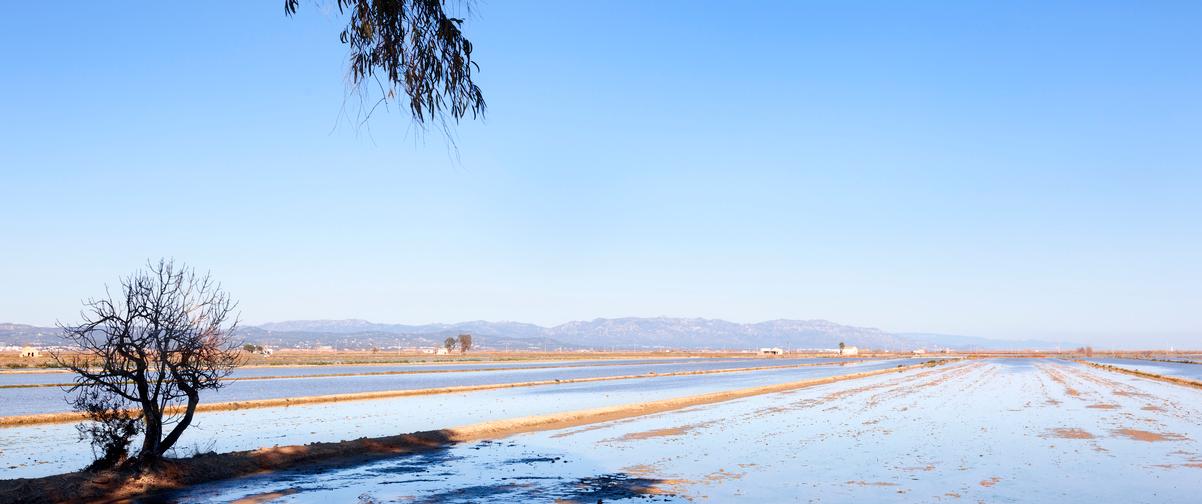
xmin=158 ymin=391 xmax=199 ymax=456
xmin=140 ymin=403 xmax=162 ymax=460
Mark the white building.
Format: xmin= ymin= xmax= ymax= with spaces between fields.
xmin=435 ymin=347 xmax=450 ymax=355
xmin=759 ymin=347 xmax=784 ymax=355
xmin=839 ymin=346 xmax=859 ymax=356
xmin=19 ymin=346 xmax=40 ymax=358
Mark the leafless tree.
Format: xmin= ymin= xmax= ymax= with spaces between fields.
xmin=54 ymin=259 xmax=243 ymax=467
xmin=457 ymin=333 xmax=472 ymax=353
xmin=285 ymin=0 xmax=486 ymax=130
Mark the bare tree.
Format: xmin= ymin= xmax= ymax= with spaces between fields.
xmin=457 ymin=333 xmax=472 ymax=353
xmin=444 ymin=336 xmax=457 ymax=353
xmin=54 ymin=259 xmax=242 ymax=467
xmin=285 ymin=0 xmax=486 ymax=129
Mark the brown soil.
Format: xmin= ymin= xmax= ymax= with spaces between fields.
xmin=605 ymin=420 xmax=719 ymax=442
xmin=230 ymin=488 xmax=299 ymax=504
xmin=978 ymin=476 xmax=1002 ymax=487
xmin=1040 ymin=365 xmax=1084 ymax=398
xmin=1111 ymin=428 xmax=1188 ymax=442
xmin=0 ymin=361 xmax=939 ymax=503
xmin=1 ymin=350 xmax=886 ymax=371
xmin=1086 ymin=403 xmax=1120 ymax=409
xmin=1046 ymin=428 xmax=1095 ymax=439
xmin=613 ymin=426 xmax=690 ymax=441
xmin=621 ymin=464 xmax=660 ymax=476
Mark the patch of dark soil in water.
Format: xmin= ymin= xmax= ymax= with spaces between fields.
xmin=558 ymin=473 xmax=678 ymax=502
xmin=386 ymin=473 xmax=679 ymax=503
xmin=368 ymin=450 xmax=462 ymax=476
xmin=503 ymin=456 xmax=563 ymax=465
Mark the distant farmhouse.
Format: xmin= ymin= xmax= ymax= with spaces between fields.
xmin=759 ymin=347 xmax=784 ymax=356
xmin=19 ymin=346 xmax=41 ymax=358
xmin=839 ymin=345 xmax=859 ymax=356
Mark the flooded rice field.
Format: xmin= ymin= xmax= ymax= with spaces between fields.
xmin=158 ymin=359 xmax=1202 ymax=503
xmin=0 ymin=358 xmax=863 ymax=416
xmin=1084 ymin=358 xmax=1202 ymax=380
xmin=0 ymin=359 xmax=921 ymax=479
xmin=0 ymin=357 xmax=856 ymax=387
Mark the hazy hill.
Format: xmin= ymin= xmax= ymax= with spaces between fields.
xmin=241 ymin=318 xmax=1073 ymax=351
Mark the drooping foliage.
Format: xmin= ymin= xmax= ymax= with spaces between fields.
xmin=285 ymin=0 xmax=486 ymax=127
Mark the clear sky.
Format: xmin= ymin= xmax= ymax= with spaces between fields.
xmin=1 ymin=1 xmax=1199 ymax=347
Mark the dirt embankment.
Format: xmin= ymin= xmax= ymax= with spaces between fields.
xmin=0 ymin=360 xmax=878 ymax=428
xmin=1075 ymin=360 xmax=1202 ymax=390
xmin=0 ymin=361 xmax=945 ymax=504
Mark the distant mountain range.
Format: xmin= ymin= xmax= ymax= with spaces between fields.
xmin=0 ymin=319 xmax=1077 ymax=351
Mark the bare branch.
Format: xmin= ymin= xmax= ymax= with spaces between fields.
xmin=56 ymin=259 xmax=244 ymax=467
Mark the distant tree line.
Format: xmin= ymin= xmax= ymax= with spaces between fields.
xmin=443 ymin=333 xmax=472 ymax=353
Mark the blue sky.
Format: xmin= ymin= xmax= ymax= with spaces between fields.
xmin=1 ymin=1 xmax=1199 ymax=346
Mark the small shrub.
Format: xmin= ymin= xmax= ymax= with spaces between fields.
xmin=72 ymin=388 xmax=142 ymax=471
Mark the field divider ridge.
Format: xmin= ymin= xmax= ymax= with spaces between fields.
xmin=1074 ymin=359 xmax=1202 ymax=390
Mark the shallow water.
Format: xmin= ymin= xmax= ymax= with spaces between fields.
xmin=0 ymin=358 xmax=860 ymax=416
xmin=163 ymin=359 xmax=1202 ymax=503
xmin=0 ymin=357 xmax=838 ymax=386
xmin=1084 ymin=357 xmax=1202 ymax=380
xmin=0 ymin=359 xmax=920 ymax=479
